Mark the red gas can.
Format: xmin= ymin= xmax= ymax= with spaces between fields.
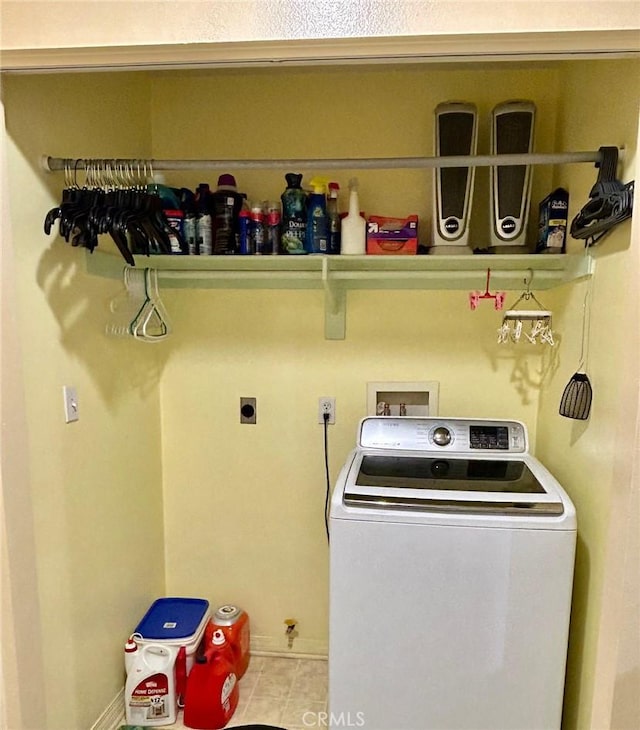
xmin=204 ymin=605 xmax=250 ymax=678
xmin=183 ymin=630 xmax=239 ymax=730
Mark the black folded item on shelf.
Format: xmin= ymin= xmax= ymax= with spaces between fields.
xmin=570 ymin=146 xmax=634 ymax=247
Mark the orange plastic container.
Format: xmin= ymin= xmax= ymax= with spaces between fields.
xmin=204 ymin=605 xmax=250 ymax=678
xmin=183 ymin=630 xmax=239 ymax=730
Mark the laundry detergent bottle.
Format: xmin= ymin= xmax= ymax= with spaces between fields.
xmin=340 ymin=177 xmax=367 ymax=255
xmin=183 ymin=629 xmax=239 ymax=729
xmin=205 ymin=605 xmax=251 ymax=678
xmin=280 ymin=173 xmax=307 ymax=254
xmin=305 ymin=176 xmax=330 ymax=254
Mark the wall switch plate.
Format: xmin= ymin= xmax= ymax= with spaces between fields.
xmin=240 ymin=397 xmax=257 ymax=424
xmin=63 ymin=386 xmax=79 ymax=423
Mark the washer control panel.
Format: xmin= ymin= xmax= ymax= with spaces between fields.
xmin=359 ymin=417 xmax=527 ymax=454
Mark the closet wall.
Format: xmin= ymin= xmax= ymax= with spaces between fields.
xmin=2 ymin=73 xmax=167 ymax=730
xmin=536 ymin=59 xmax=640 ymax=730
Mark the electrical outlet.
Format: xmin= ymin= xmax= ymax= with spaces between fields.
xmin=318 ymin=397 xmax=336 ymax=425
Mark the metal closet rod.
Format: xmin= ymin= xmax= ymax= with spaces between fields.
xmin=42 ymin=150 xmax=610 ymax=172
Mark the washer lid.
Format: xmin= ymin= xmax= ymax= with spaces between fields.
xmin=344 ymin=452 xmax=564 ymax=516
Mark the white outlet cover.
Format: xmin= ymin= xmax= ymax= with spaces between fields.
xmin=63 ymin=386 xmax=79 ymax=423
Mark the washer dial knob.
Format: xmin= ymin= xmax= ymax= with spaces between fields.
xmin=432 ymin=426 xmax=452 ymax=446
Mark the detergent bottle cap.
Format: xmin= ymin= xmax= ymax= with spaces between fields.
xmin=214 ymin=605 xmax=242 ymax=622
xmin=211 ymin=629 xmax=227 ymax=646
xmin=309 ymin=176 xmax=328 ymax=194
xmin=285 ymin=172 xmax=303 ymax=189
xmin=328 ymin=182 xmax=340 ymax=198
xmin=217 ymin=174 xmax=237 ymax=190
xmin=124 ymin=635 xmax=139 ymax=653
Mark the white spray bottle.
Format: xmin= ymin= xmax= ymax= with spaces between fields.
xmin=340 ymin=177 xmax=366 ymax=255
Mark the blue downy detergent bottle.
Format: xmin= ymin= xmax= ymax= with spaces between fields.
xmin=280 ymin=173 xmax=307 ymax=255
xmin=305 ymin=177 xmax=329 ymax=254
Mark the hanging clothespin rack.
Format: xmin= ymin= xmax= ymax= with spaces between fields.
xmin=497 ymin=271 xmax=555 ymax=345
xmin=469 ymin=268 xmax=505 ymax=310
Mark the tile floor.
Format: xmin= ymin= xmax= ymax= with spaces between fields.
xmin=160 ymin=654 xmax=329 ymax=729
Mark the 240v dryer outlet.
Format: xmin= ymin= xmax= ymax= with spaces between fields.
xmin=318 ymin=397 xmax=336 ymax=424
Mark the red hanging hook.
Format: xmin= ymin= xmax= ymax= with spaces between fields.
xmin=469 ymin=268 xmax=505 ymax=310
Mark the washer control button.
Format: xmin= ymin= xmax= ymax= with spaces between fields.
xmin=432 ymin=426 xmax=452 ymax=446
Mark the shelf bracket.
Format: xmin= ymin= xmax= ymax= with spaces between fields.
xmin=322 ymin=257 xmax=346 ymax=340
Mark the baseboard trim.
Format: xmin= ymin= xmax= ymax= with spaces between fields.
xmin=89 ymin=688 xmax=124 ymax=730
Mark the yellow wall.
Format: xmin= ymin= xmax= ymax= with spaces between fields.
xmin=535 ymin=59 xmax=640 ymax=730
xmin=0 ymin=57 xmax=638 ymax=729
xmin=0 ymin=95 xmax=46 ymax=730
xmin=1 ymin=73 xmax=167 ymax=729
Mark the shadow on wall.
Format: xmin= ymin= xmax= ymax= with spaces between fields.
xmin=568 ymin=416 xmax=590 ymax=446
xmin=484 ymin=335 xmax=562 ymax=407
xmin=35 ymin=239 xmax=172 ymax=404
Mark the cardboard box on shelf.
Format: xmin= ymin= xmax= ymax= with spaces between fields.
xmin=366 ymin=215 xmax=419 ymax=255
xmin=536 ymin=188 xmax=569 ymax=254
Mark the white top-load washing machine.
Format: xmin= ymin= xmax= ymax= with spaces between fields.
xmin=329 ymin=417 xmax=576 ymax=730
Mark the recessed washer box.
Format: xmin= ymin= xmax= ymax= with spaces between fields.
xmin=367 ymin=381 xmax=439 ymax=417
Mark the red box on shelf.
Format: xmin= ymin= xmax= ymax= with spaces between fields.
xmin=366 ymin=215 xmax=419 ymax=255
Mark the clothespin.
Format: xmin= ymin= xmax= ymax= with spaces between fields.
xmin=469 ymin=269 xmax=505 ymax=310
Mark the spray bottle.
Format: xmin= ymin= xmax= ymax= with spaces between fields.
xmin=340 ymin=177 xmax=367 ymax=255
xmin=305 ymin=176 xmax=329 ymax=254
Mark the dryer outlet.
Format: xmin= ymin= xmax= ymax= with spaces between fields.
xmin=240 ymin=397 xmax=257 ymax=424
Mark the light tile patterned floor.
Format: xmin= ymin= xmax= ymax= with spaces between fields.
xmin=161 ymin=655 xmax=328 ymax=729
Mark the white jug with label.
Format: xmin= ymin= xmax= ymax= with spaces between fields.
xmin=125 ymin=643 xmax=177 ymax=726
